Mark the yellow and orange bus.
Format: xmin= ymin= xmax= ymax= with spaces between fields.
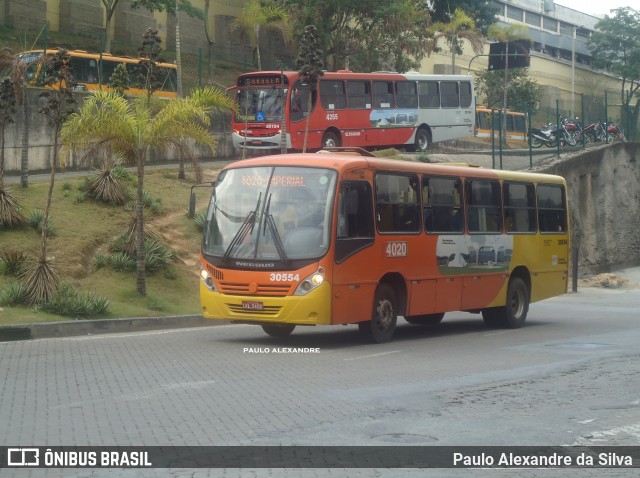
xmin=16 ymin=49 xmax=177 ymax=98
xmin=198 ymin=148 xmax=569 ymax=343
xmin=475 ymin=106 xmax=528 ymax=141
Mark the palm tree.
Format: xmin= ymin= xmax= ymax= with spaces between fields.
xmin=20 ymin=50 xmax=77 ymax=305
xmin=229 ymin=0 xmax=290 ymax=70
xmin=0 ymin=48 xmax=27 ymax=228
xmin=429 ymin=8 xmax=484 ymax=71
xmin=60 ymin=88 xmax=236 ymax=295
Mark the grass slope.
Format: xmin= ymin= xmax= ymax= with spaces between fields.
xmin=0 ymin=167 xmax=218 ymax=325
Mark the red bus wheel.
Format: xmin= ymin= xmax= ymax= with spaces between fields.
xmin=322 ymin=131 xmax=340 ymax=148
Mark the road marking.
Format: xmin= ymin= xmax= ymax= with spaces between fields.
xmin=344 ymin=350 xmax=400 ymax=361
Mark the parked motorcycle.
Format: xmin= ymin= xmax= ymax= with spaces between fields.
xmin=528 ymin=119 xmax=576 ymax=148
xmin=563 ymin=117 xmax=589 ymax=144
xmin=607 ymin=123 xmax=626 ymax=142
xmin=558 ymin=118 xmax=578 ymax=146
xmin=528 ymin=123 xmax=558 ymax=148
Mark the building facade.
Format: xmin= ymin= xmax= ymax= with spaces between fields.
xmin=1 ymin=0 xmax=627 ymax=124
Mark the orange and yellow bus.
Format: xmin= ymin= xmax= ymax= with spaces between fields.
xmin=198 ymin=148 xmax=569 ymax=343
xmin=475 ymin=106 xmax=528 ymax=141
xmin=16 ymin=49 xmax=177 ymax=98
xmin=228 ymin=70 xmax=475 ymax=152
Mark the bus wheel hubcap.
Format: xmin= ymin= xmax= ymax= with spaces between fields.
xmin=377 ymin=300 xmax=393 ymax=329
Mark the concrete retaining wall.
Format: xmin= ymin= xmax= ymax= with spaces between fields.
xmin=3 ymin=87 xmax=234 ymax=176
xmin=541 ymin=143 xmax=640 ymax=274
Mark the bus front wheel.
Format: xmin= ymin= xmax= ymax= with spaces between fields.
xmin=359 ymin=284 xmax=397 ymax=343
xmin=261 ymin=324 xmax=296 ymax=337
xmin=405 ymin=312 xmax=444 ymax=326
xmin=482 ymin=277 xmax=529 ymax=329
xmin=322 ymin=131 xmax=340 ymax=148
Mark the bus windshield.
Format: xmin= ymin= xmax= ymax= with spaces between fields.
xmin=237 ymin=87 xmax=285 ymax=122
xmin=203 ymin=166 xmax=337 ymax=263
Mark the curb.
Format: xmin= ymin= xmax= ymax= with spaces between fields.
xmin=0 ymin=315 xmax=221 ymax=342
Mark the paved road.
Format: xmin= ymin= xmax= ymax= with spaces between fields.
xmin=1 ymin=283 xmax=639 ymax=477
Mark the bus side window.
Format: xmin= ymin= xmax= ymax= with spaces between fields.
xmin=424 ymin=176 xmax=464 ymax=234
xmin=338 ymin=181 xmax=374 ymax=239
xmin=336 ymin=181 xmax=374 ymax=263
xmin=373 ymin=81 xmax=393 ymax=109
xmin=537 ymin=184 xmax=567 ymax=233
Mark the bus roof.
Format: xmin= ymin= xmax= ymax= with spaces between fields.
xmin=222 ymin=151 xmax=566 ymax=185
xmin=238 ymin=70 xmax=473 ymax=83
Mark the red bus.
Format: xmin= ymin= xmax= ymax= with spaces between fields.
xmin=198 ymin=148 xmax=570 ymax=343
xmin=228 ymin=70 xmax=475 ymax=152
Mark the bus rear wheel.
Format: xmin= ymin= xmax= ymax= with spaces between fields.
xmin=405 ymin=313 xmax=444 ymax=326
xmin=261 ymin=324 xmax=296 ymax=337
xmin=322 ymin=131 xmax=340 ymax=148
xmin=407 ymin=127 xmax=430 ymax=152
xmin=359 ymin=284 xmax=397 ymax=343
xmin=481 ymin=277 xmax=529 ymax=329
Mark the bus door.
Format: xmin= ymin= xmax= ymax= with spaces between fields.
xmin=332 ymin=176 xmax=376 ymax=325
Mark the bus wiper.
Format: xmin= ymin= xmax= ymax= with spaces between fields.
xmin=254 ymin=193 xmax=288 ymax=263
xmin=223 ymin=192 xmax=261 ymax=260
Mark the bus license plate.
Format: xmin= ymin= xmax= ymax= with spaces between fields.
xmin=251 ymin=140 xmax=263 ymax=145
xmin=242 ymin=301 xmax=264 ymax=311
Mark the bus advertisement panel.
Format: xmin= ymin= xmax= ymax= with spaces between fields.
xmin=16 ymin=49 xmax=177 ymax=98
xmin=198 ymin=149 xmax=569 ymax=343
xmin=229 ymin=70 xmax=475 ymax=152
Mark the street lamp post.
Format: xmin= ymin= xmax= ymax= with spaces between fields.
xmin=571 ymin=26 xmax=576 ymax=119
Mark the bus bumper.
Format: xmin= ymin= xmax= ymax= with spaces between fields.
xmin=200 ymin=281 xmax=331 ymax=325
xmin=232 ymin=131 xmax=290 ymax=150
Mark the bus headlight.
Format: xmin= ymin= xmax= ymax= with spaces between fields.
xmin=199 ymin=266 xmax=216 ymax=291
xmin=293 ymin=268 xmax=325 ymax=296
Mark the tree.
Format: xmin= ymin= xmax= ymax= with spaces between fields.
xmin=0 ymin=77 xmax=26 ymax=229
xmin=100 ymin=0 xmax=122 ymax=53
xmin=61 ymin=90 xmax=236 ymax=296
xmin=109 ymin=63 xmax=131 ymax=97
xmin=296 ymin=25 xmax=323 ymax=153
xmin=428 ymin=8 xmax=484 ymax=70
xmin=0 ymin=49 xmax=27 ymax=229
xmin=589 ymin=7 xmax=640 ymax=139
xmin=428 ymin=0 xmax=499 ymax=35
xmin=21 ymin=50 xmax=77 ymax=304
xmin=475 ymin=67 xmax=541 ymax=113
xmin=229 ymin=0 xmax=290 ymax=71
xmin=276 ymin=0 xmax=432 ymax=72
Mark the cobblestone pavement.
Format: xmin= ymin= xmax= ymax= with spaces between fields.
xmin=1 ymin=287 xmax=639 ymax=478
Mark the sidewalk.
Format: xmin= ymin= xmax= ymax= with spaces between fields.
xmin=0 ymin=314 xmax=220 ymax=342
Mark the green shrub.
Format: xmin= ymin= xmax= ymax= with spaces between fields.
xmin=38 ymin=282 xmax=110 ymax=317
xmin=193 ymin=209 xmax=207 ymax=230
xmin=110 ymin=252 xmax=135 ymax=272
xmin=74 ymin=191 xmax=87 ymax=204
xmin=93 ymin=253 xmax=110 ymax=269
xmin=1 ymin=250 xmax=28 ymax=275
xmin=112 ymin=165 xmax=134 ymax=182
xmin=416 ymin=152 xmax=431 ymax=163
xmin=0 ymin=281 xmax=27 ymax=306
xmin=62 ymin=181 xmax=73 ymax=191
xmin=28 ymin=210 xmax=54 ymax=234
xmin=144 ymin=239 xmax=175 ymax=271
